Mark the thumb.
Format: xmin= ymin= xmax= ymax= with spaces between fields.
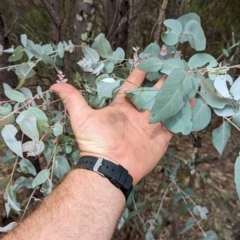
xmin=50 ymin=83 xmax=92 ymax=120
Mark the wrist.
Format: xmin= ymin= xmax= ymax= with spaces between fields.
xmin=77 ymin=156 xmax=133 ymax=200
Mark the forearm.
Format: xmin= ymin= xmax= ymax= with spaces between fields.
xmin=3 ymin=169 xmax=125 ymax=240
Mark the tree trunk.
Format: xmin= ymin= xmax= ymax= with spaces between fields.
xmin=74 ymin=0 xmax=95 ymax=58
xmin=0 ymin=11 xmax=16 ymax=101
xmin=105 ymin=0 xmax=129 ymax=51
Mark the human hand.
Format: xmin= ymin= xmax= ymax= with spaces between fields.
xmin=50 ymin=69 xmax=172 ymax=185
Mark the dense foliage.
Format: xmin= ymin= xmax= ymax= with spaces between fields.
xmin=0 ymin=9 xmax=240 ymax=239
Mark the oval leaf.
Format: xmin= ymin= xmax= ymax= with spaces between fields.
xmin=19 ymin=158 xmax=37 ymax=176
xmin=53 ymin=156 xmax=71 ymax=179
xmin=192 ymin=98 xmax=211 ymax=131
xmin=1 ymin=125 xmax=23 ymax=158
xmin=32 ymin=169 xmax=50 ymax=188
xmin=4 ymin=89 xmax=26 ymax=103
xmin=53 ymin=122 xmax=63 ymax=136
xmin=234 ymin=155 xmax=240 ymax=200
xmin=138 ymin=57 xmax=163 ymax=72
xmin=212 ymin=121 xmax=231 ymax=155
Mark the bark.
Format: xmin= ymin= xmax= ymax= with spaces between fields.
xmin=105 ymin=0 xmax=129 ymax=51
xmin=74 ymin=0 xmax=95 ymax=58
xmin=0 ymin=11 xmax=16 ymax=101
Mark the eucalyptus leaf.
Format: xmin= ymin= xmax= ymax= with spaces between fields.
xmin=163 ymin=102 xmax=192 ymax=135
xmin=0 ymin=107 xmax=15 ymax=131
xmin=138 ymin=57 xmax=163 ymax=72
xmin=212 ymin=121 xmax=231 ymax=155
xmin=192 ymin=98 xmax=211 ymax=131
xmin=14 ymin=176 xmax=33 ymax=191
xmin=0 ymin=176 xmax=11 ymax=189
xmin=41 ymin=54 xmax=54 ymax=66
xmin=83 ymin=46 xmax=99 ymax=62
xmin=150 ymin=69 xmax=188 ymax=123
xmin=125 ymin=87 xmax=159 ymax=111
xmin=1 ymin=125 xmax=23 ymax=158
xmin=4 ymin=89 xmax=26 ymax=103
xmin=180 ymin=218 xmax=195 ymax=235
xmin=230 ymin=76 xmax=240 ymax=100
xmin=20 ymin=87 xmax=32 ymax=98
xmin=199 ymin=230 xmax=219 ymax=240
xmin=53 ymin=122 xmax=63 ymax=136
xmin=97 ymin=80 xmax=121 ymax=99
xmin=232 ymin=111 xmax=240 ymax=127
xmin=53 ymin=155 xmax=71 ymax=179
xmin=2 ymin=150 xmax=16 ymax=164
xmin=15 ymin=62 xmax=36 ymax=79
xmin=19 ymin=158 xmax=37 ymax=176
xmin=188 ymin=53 xmax=215 ymax=68
xmin=16 ymin=110 xmax=39 ymax=141
xmin=161 ymin=19 xmax=183 ymax=46
xmin=8 ymin=46 xmax=23 ymax=62
xmin=98 ymin=35 xmax=113 ymax=58
xmin=57 ymin=42 xmax=64 ymax=58
xmin=214 ymin=75 xmax=230 ymax=98
xmin=139 ymin=42 xmax=160 ymax=59
xmin=32 ymin=169 xmax=50 ymax=188
xmin=181 ymin=20 xmax=206 ymax=51
xmin=161 ymin=58 xmax=185 ymax=75
xmin=234 ymin=155 xmax=240 ymax=200
xmin=213 ymin=105 xmax=235 ymax=117
xmin=29 ymin=107 xmax=48 ymax=121
xmin=21 ymin=34 xmax=27 ymax=47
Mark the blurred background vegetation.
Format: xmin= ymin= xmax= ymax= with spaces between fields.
xmin=1 ymin=0 xmax=240 ymax=239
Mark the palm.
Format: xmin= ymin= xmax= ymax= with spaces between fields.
xmin=51 ymin=69 xmax=172 ymax=184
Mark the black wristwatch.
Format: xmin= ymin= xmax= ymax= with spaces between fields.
xmin=77 ymin=156 xmax=133 ymax=200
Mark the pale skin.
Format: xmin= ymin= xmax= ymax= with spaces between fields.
xmin=3 ymin=69 xmax=174 ymax=240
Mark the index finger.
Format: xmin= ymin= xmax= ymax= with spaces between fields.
xmin=118 ymin=68 xmax=147 ymax=94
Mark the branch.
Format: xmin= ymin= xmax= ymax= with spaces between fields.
xmin=154 ymin=0 xmax=168 ymax=43
xmin=41 ymin=0 xmax=61 ymax=27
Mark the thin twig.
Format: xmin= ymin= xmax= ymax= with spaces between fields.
xmin=154 ymin=0 xmax=168 ymax=43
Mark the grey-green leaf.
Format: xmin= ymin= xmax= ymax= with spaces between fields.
xmin=97 ymin=80 xmax=121 ymax=99
xmin=188 ymin=53 xmax=215 ymax=68
xmin=28 ymin=107 xmax=48 ymax=121
xmin=138 ymin=57 xmax=163 ymax=72
xmin=98 ymin=35 xmax=113 ymax=58
xmin=150 ymin=69 xmax=188 ymax=123
xmin=125 ymin=88 xmax=159 ymax=111
xmin=8 ymin=46 xmax=23 ymax=62
xmin=16 ymin=110 xmax=39 ymax=141
xmin=161 ymin=58 xmax=185 ymax=75
xmin=212 ymin=121 xmax=231 ymax=155
xmin=4 ymin=89 xmax=26 ymax=103
xmin=32 ymin=169 xmax=50 ymax=188
xmin=232 ymin=111 xmax=240 ymax=127
xmin=199 ymin=230 xmax=219 ymax=240
xmin=161 ymin=19 xmax=183 ymax=46
xmin=21 ymin=34 xmax=27 ymax=47
xmin=192 ymin=98 xmax=211 ymax=131
xmin=163 ymin=102 xmax=192 ymax=135
xmin=19 ymin=158 xmax=37 ymax=176
xmin=230 ymin=76 xmax=240 ymax=100
xmin=57 ymin=42 xmax=64 ymax=58
xmin=234 ymin=155 xmax=240 ymax=200
xmin=83 ymin=46 xmax=100 ymax=62
xmin=1 ymin=125 xmax=23 ymax=158
xmin=0 ymin=107 xmax=15 ymax=131
xmin=53 ymin=156 xmax=71 ymax=179
xmin=53 ymin=122 xmax=63 ymax=136
xmin=182 ymin=20 xmax=206 ymax=51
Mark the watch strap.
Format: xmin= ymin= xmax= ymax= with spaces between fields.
xmin=77 ymin=156 xmax=133 ymax=200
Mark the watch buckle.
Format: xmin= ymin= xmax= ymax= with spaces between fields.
xmin=93 ymin=157 xmax=104 ymax=177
